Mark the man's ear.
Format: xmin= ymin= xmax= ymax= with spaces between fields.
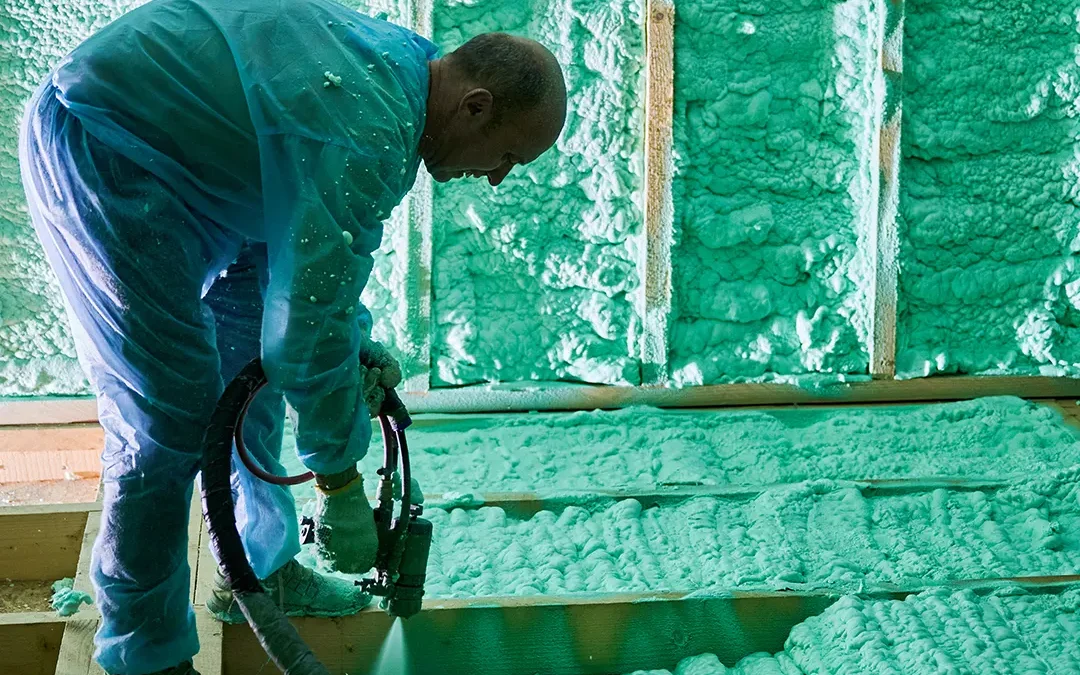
xmin=460 ymin=88 xmax=494 ymax=123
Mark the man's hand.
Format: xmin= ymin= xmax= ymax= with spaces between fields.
xmin=358 ymin=340 xmax=401 ymax=418
xmin=314 ymin=467 xmax=378 ymax=574
xmin=359 ymin=339 xmax=402 ymax=389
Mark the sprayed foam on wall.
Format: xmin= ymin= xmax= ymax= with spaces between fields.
xmin=667 ymin=0 xmax=879 ymax=385
xmin=0 ymin=0 xmax=150 ymax=395
xmin=429 ymin=0 xmax=645 ymax=386
xmin=896 ymin=2 xmax=1080 ymax=378
xmin=625 ymin=587 xmax=1080 ymax=674
xmin=282 ymin=397 xmax=1080 ymax=495
xmin=0 ymin=0 xmax=410 ymax=395
xmin=297 ymin=467 xmax=1080 ymax=598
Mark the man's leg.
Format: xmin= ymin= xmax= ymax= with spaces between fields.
xmin=204 ymin=243 xmax=299 ymax=578
xmin=21 ymin=84 xmax=239 ymax=675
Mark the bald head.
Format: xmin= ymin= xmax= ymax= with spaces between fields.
xmin=446 ymin=33 xmax=567 ymax=126
xmin=420 ymin=33 xmax=568 ymax=186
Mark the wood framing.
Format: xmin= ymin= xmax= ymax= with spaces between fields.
xmin=869 ymin=0 xmax=905 ymax=378
xmin=641 ymin=0 xmax=676 ymax=386
xmin=0 ymin=612 xmax=66 ymax=675
xmin=8 ymin=375 xmax=1080 ymax=423
xmin=219 ymin=575 xmax=1080 ymax=675
xmin=55 ymin=507 xmax=102 ymax=675
xmin=0 ymin=503 xmax=96 ymax=582
xmin=400 ymin=0 xmax=435 ymax=394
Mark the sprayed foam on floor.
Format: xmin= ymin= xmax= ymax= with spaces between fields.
xmin=624 ymin=586 xmax=1080 ymax=674
xmin=283 ymin=397 xmax=1080 ymax=501
xmin=298 ymin=466 xmax=1080 ymax=599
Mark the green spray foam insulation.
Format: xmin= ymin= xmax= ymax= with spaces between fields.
xmin=623 ymin=586 xmax=1080 ymax=675
xmin=283 ymin=397 xmax=1080 ymax=497
xmin=896 ymin=0 xmax=1080 ymax=379
xmin=669 ymin=0 xmax=879 ymax=385
xmin=430 ymin=0 xmax=645 ymax=386
xmin=294 ymin=464 xmax=1080 ymax=600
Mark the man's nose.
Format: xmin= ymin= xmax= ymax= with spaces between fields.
xmin=487 ymin=163 xmax=512 ymax=187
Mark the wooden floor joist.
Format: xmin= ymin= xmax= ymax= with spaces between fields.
xmin=3 ymin=398 xmax=1080 ymax=674
xmin=0 ymin=503 xmax=96 ymax=582
xmin=218 ymin=575 xmax=1080 ymax=675
xmin=0 ymin=612 xmax=66 ymax=675
xmin=7 ymin=375 xmax=1080 ymax=424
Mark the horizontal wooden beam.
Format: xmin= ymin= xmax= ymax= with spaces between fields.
xmin=0 ymin=503 xmax=97 ymax=581
xmin=219 ymin=575 xmax=1080 ymax=675
xmin=426 ymin=476 xmax=1011 ymax=518
xmin=0 ymin=615 xmax=65 ymax=675
xmin=4 ymin=376 xmax=1080 ymax=423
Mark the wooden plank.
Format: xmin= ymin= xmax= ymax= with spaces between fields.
xmin=869 ymin=0 xmax=905 ymax=379
xmin=641 ymin=0 xmax=676 ymax=386
xmin=7 ymin=376 xmax=1080 ymax=421
xmin=222 ymin=591 xmax=834 ymax=675
xmin=193 ymin=610 xmax=224 ymax=675
xmin=0 ymin=503 xmax=94 ymax=581
xmin=0 ymin=617 xmax=65 ymax=675
xmin=55 ymin=503 xmax=102 ymax=675
xmin=392 ymin=376 xmax=1080 ymax=413
xmin=219 ymin=575 xmax=1080 ymax=675
xmin=402 ymin=167 xmax=434 ymax=394
xmin=190 ymin=479 xmax=225 ymax=675
xmin=55 ymin=618 xmax=103 ymax=675
xmin=188 ymin=489 xmax=204 ymax=606
xmin=0 ymin=423 xmax=102 ymax=484
xmin=402 ymin=0 xmax=435 ymax=394
xmin=425 ymin=476 xmax=1012 ymax=518
xmin=0 ymin=397 xmax=98 ymax=426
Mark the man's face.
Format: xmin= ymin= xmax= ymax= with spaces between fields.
xmin=427 ymin=90 xmax=562 ymax=186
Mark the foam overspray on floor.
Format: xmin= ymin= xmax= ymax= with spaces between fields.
xmin=896 ymin=1 xmax=1080 ymax=378
xmin=623 ymin=587 xmax=1080 ymax=675
xmin=429 ymin=0 xmax=645 ymax=386
xmin=668 ymin=0 xmax=880 ymax=384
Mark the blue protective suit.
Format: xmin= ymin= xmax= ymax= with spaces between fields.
xmin=18 ymin=0 xmax=436 ymax=672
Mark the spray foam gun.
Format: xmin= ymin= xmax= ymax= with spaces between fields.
xmin=355 ymin=388 xmax=432 ymax=618
xmin=235 ymin=383 xmax=432 ymax=619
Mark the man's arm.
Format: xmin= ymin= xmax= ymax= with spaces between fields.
xmin=259 ymin=133 xmax=383 ymax=476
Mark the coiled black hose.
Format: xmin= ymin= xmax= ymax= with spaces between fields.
xmin=201 ymin=357 xmax=329 ymax=675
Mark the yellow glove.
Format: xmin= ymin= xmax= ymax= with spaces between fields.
xmin=314 ymin=470 xmax=378 ymax=574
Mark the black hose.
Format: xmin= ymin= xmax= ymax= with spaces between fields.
xmin=201 ymin=357 xmax=329 ymax=675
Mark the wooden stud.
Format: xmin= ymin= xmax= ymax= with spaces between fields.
xmin=421 ymin=475 xmax=1012 ymax=519
xmin=391 ymin=375 xmax=1080 ymax=412
xmin=193 ymin=610 xmax=224 ymax=675
xmin=55 ymin=501 xmax=103 ymax=675
xmin=55 ymin=618 xmax=104 ymax=675
xmin=869 ymin=0 xmax=905 ymax=378
xmin=402 ymin=171 xmax=434 ymax=394
xmin=399 ymin=0 xmax=436 ymax=394
xmin=641 ymin=0 xmax=676 ymax=386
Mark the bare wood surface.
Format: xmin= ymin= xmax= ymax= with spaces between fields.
xmin=641 ymin=0 xmax=676 ymax=386
xmin=6 ymin=376 xmax=1080 ymax=422
xmin=0 ymin=506 xmax=91 ymax=581
xmin=869 ymin=0 xmax=905 ymax=378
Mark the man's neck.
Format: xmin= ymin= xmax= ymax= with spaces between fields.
xmin=420 ymin=59 xmax=449 ymax=161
